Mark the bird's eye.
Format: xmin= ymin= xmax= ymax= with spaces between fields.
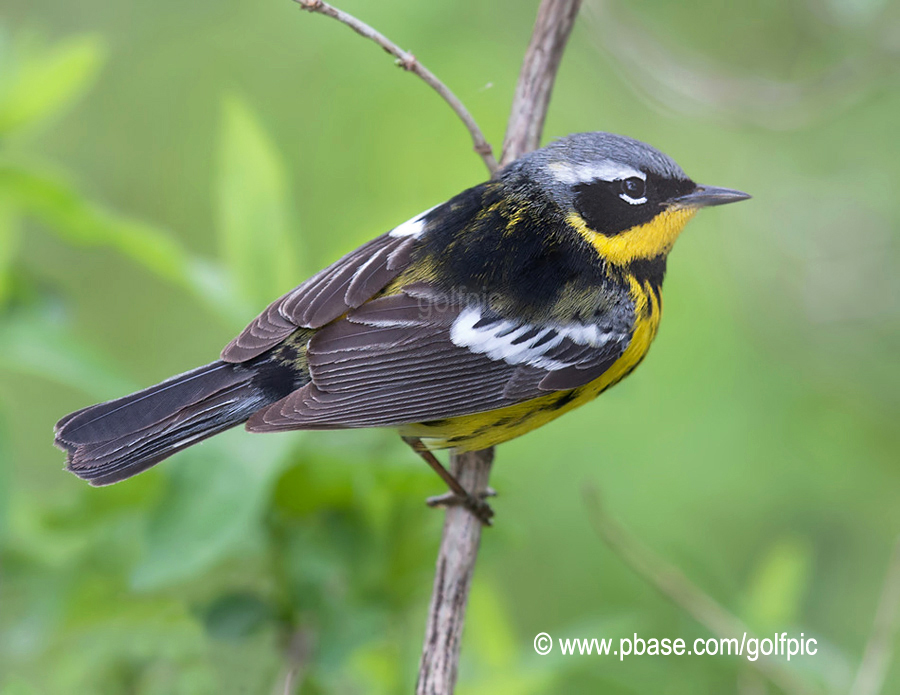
xmin=620 ymin=177 xmax=646 ymax=201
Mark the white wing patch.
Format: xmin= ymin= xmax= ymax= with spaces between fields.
xmin=549 ymin=160 xmax=645 ymax=185
xmin=450 ymin=306 xmax=626 ymax=371
xmin=388 ymin=205 xmax=439 ymax=238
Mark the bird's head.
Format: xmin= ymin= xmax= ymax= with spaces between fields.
xmin=502 ymin=132 xmax=750 ymax=266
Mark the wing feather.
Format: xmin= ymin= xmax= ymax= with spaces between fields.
xmin=246 ymin=289 xmax=632 ymax=431
xmin=221 ymin=233 xmax=419 ymax=363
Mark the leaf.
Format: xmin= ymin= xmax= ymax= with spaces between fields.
xmin=271 ymin=455 xmax=356 ymax=518
xmin=0 ymin=195 xmax=18 ymax=306
xmin=131 ymin=428 xmax=297 ymax=591
xmin=0 ymin=161 xmax=246 ymax=326
xmin=0 ymin=161 xmax=191 ymax=283
xmin=743 ymin=536 xmax=814 ymax=630
xmin=465 ymin=580 xmax=518 ymax=669
xmin=203 ymin=592 xmax=275 ymax=641
xmin=0 ymin=311 xmax=136 ymax=400
xmin=0 ymin=417 xmax=10 ymax=544
xmin=0 ymin=34 xmax=105 ymax=135
xmin=216 ymin=95 xmax=299 ymax=305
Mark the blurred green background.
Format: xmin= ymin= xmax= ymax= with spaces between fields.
xmin=1 ymin=0 xmax=898 ymax=692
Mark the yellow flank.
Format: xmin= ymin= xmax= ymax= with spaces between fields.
xmin=567 ymin=207 xmax=696 ymax=263
xmin=400 ymin=281 xmax=662 ymax=452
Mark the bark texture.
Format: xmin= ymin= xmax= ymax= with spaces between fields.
xmin=416 ymin=2 xmax=583 ymax=692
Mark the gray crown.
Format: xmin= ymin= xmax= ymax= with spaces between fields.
xmin=501 ymin=132 xmax=690 ymax=208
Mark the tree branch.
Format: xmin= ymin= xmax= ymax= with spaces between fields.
xmin=294 ymin=1 xmax=581 ymax=690
xmin=293 ymin=0 xmax=498 ymax=175
xmin=417 ymin=2 xmax=582 ymax=693
xmin=501 ymin=0 xmax=583 ymax=166
xmin=416 ymin=448 xmax=495 ymax=695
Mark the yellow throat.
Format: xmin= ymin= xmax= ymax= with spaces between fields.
xmin=567 ymin=207 xmax=697 ymax=264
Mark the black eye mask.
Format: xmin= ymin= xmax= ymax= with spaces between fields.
xmin=572 ymin=175 xmax=696 ymax=237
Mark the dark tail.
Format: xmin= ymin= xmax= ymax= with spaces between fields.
xmin=54 ymin=359 xmax=290 ymax=486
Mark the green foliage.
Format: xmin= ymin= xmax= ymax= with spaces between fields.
xmin=0 ymin=33 xmax=105 ymax=136
xmin=0 ymin=163 xmax=193 ymax=288
xmin=0 ymin=309 xmax=135 ymax=399
xmin=0 ymin=420 xmax=9 ymax=543
xmin=742 ymin=536 xmax=814 ymax=632
xmin=0 ymin=198 xmax=16 ymax=305
xmin=132 ymin=431 xmax=294 ymax=591
xmin=1 ymin=2 xmax=898 ymax=694
xmin=0 ymin=162 xmax=247 ymax=327
xmin=216 ymin=95 xmax=299 ymax=307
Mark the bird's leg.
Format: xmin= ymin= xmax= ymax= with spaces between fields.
xmin=402 ymin=436 xmax=495 ymax=526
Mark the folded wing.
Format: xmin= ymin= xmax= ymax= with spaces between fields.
xmin=221 ymin=231 xmax=420 ymax=362
xmin=246 ymin=286 xmax=633 ymax=431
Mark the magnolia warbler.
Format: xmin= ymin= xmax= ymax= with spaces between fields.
xmin=55 ymin=132 xmax=749 ymax=522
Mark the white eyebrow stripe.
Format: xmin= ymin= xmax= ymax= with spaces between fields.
xmin=549 ymin=160 xmax=645 ymax=185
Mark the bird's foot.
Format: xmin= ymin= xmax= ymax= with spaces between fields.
xmin=426 ymin=487 xmax=496 ymax=526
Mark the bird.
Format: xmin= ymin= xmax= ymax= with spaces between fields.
xmin=54 ymin=132 xmax=749 ymax=523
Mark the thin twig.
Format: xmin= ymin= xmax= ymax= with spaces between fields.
xmin=417 ymin=3 xmax=583 ymax=692
xmin=293 ymin=0 xmax=498 ymax=175
xmin=501 ymin=0 xmax=583 ymax=166
xmin=850 ymin=536 xmax=900 ymax=695
xmin=584 ymin=485 xmax=820 ymax=695
xmin=274 ymin=626 xmax=313 ymax=695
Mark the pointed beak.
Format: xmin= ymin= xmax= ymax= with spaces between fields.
xmin=672 ymin=185 xmax=751 ymax=209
